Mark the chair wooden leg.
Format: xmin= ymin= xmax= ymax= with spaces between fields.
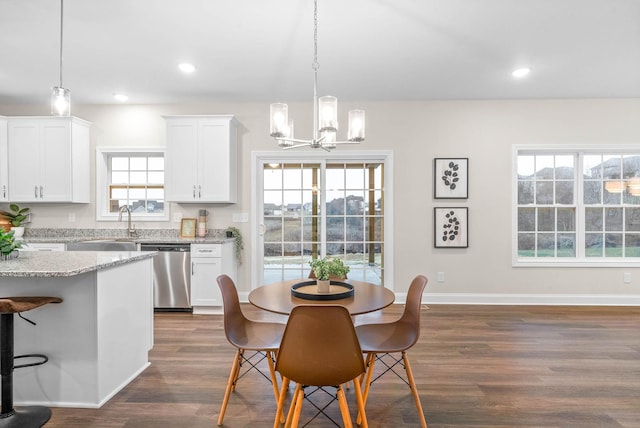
xmin=353 ymin=377 xmax=368 ymax=428
xmin=266 ymin=350 xmax=285 ymax=423
xmin=402 ymin=352 xmax=427 ymax=428
xmin=217 ymin=349 xmax=242 ymax=426
xmin=274 ymin=377 xmax=290 ymax=428
xmin=289 ymin=385 xmax=304 ymax=428
xmin=231 ymin=349 xmax=245 ymax=392
xmin=337 ymin=385 xmax=353 ymax=428
xmin=357 ymin=352 xmax=376 ymax=425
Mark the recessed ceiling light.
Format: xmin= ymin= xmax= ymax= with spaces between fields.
xmin=512 ymin=67 xmax=531 ymax=78
xmin=113 ymin=93 xmax=129 ymax=102
xmin=178 ymin=63 xmax=196 ymax=74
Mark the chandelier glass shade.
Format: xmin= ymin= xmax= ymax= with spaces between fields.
xmin=51 ymin=0 xmax=70 ymax=116
xmin=269 ymin=0 xmax=365 ymax=150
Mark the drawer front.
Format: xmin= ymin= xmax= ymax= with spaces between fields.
xmin=191 ymin=244 xmax=221 ymax=257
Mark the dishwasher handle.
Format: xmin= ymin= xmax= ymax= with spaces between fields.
xmin=140 ymin=244 xmax=191 ymax=252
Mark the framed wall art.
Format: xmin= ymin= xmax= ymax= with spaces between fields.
xmin=180 ymin=218 xmax=197 ymax=238
xmin=434 ymin=158 xmax=468 ymax=199
xmin=434 ymin=207 xmax=468 ymax=248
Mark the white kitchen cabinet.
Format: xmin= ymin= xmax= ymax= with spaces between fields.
xmin=164 ymin=115 xmax=238 ymax=203
xmin=20 ymin=242 xmax=66 ymax=252
xmin=191 ymin=242 xmax=236 ymax=314
xmin=0 ymin=117 xmax=8 ymax=202
xmin=7 ymin=116 xmax=90 ymax=203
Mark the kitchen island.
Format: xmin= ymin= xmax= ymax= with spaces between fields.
xmin=0 ymin=250 xmax=155 ymax=408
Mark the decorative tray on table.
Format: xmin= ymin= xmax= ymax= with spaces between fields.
xmin=291 ymin=280 xmax=354 ymax=301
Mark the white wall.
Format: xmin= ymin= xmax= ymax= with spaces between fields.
xmin=2 ymin=99 xmax=640 ymax=303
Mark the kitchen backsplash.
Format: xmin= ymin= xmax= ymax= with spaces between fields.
xmin=24 ymin=228 xmax=228 ymax=240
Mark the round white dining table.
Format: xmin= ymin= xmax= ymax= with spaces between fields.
xmin=248 ymin=279 xmax=395 ymax=316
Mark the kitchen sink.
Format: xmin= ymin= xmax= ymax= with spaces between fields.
xmin=66 ymin=239 xmax=138 ymax=251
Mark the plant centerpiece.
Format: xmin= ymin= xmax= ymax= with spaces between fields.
xmin=309 ymin=257 xmax=350 ymax=293
xmin=0 ymin=204 xmax=30 ymax=238
xmin=0 ymin=229 xmax=24 ymax=261
xmin=224 ymin=226 xmax=244 ymax=265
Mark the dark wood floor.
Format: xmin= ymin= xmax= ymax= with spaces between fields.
xmin=45 ymin=305 xmax=640 ymax=427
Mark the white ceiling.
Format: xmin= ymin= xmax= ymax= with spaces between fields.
xmin=1 ymin=0 xmax=639 ymax=106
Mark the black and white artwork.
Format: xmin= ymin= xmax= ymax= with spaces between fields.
xmin=434 ymin=158 xmax=468 ymax=199
xmin=434 ymin=207 xmax=468 ymax=248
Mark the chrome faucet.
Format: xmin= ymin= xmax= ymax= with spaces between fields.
xmin=118 ymin=205 xmax=138 ymax=238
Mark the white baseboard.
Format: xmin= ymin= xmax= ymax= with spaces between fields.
xmin=419 ymin=293 xmax=640 ymax=306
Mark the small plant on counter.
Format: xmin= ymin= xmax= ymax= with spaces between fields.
xmin=309 ymin=257 xmax=350 ymax=280
xmin=225 ymin=226 xmax=244 ymax=265
xmin=0 ymin=229 xmax=24 ymax=260
xmin=0 ymin=203 xmax=31 ymax=227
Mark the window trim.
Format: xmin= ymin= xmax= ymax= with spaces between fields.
xmin=96 ymin=147 xmax=169 ymax=222
xmin=512 ymin=144 xmax=640 ymax=267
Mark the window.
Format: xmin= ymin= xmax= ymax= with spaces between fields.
xmin=96 ymin=148 xmax=169 ymax=221
xmin=253 ymin=151 xmax=393 ymax=288
xmin=514 ymin=146 xmax=640 ymax=266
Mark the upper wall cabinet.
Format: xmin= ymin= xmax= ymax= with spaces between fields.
xmin=0 ymin=117 xmax=8 ymax=202
xmin=164 ymin=115 xmax=238 ymax=203
xmin=7 ymin=116 xmax=90 ymax=203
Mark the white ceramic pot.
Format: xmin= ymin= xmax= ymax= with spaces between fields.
xmin=10 ymin=226 xmax=24 ymax=238
xmin=317 ymin=279 xmax=330 ymax=293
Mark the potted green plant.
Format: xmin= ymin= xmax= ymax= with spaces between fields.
xmin=0 ymin=229 xmax=24 ymax=261
xmin=225 ymin=226 xmax=244 ymax=265
xmin=0 ymin=204 xmax=30 ymax=238
xmin=309 ymin=257 xmax=350 ymax=293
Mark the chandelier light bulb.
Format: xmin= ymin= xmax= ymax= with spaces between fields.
xmin=270 ymin=103 xmax=288 ymax=138
xmin=318 ymin=96 xmax=338 ymax=132
xmin=348 ymin=110 xmax=365 ymax=142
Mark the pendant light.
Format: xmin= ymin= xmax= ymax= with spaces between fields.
xmin=269 ymin=0 xmax=365 ymax=150
xmin=51 ymin=0 xmax=70 ymax=116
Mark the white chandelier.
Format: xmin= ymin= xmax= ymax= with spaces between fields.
xmin=51 ymin=0 xmax=70 ymax=116
xmin=269 ymin=0 xmax=365 ymax=150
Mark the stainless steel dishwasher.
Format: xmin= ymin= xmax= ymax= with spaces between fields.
xmin=140 ymin=243 xmax=191 ymax=311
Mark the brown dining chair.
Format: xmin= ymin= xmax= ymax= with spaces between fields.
xmin=274 ymin=305 xmax=368 ymax=428
xmin=355 ymin=274 xmax=429 ymax=428
xmin=216 ymin=274 xmax=285 ymax=426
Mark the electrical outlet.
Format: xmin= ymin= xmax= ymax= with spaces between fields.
xmin=171 ymin=213 xmax=182 ymax=223
xmin=437 ymin=272 xmax=445 ymax=283
xmin=232 ymin=212 xmax=249 ymax=223
xmin=624 ymin=272 xmax=631 ymax=284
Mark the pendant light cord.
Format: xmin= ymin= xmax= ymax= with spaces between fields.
xmin=312 ymin=0 xmax=319 ymax=140
xmin=59 ymin=0 xmax=64 ymax=87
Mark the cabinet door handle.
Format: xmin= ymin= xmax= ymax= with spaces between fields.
xmin=40 ymin=186 xmax=43 ymax=198
xmin=2 ymin=185 xmax=5 ymax=198
xmin=191 ymin=261 xmax=195 ymax=275
xmin=198 ymin=185 xmax=202 ymax=198
xmin=193 ymin=185 xmax=196 ymax=199
xmin=35 ymin=186 xmax=39 ymax=198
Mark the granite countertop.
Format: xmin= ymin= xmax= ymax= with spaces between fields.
xmin=20 ymin=228 xmax=236 ymax=245
xmin=0 ymin=250 xmax=157 ymax=278
xmin=22 ymin=237 xmax=234 ymax=245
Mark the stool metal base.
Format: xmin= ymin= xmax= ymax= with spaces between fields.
xmin=0 ymin=406 xmax=51 ymax=427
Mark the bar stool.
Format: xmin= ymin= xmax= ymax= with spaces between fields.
xmin=0 ymin=296 xmax=62 ymax=428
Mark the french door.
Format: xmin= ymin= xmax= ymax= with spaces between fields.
xmin=253 ymin=152 xmax=392 ymax=288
